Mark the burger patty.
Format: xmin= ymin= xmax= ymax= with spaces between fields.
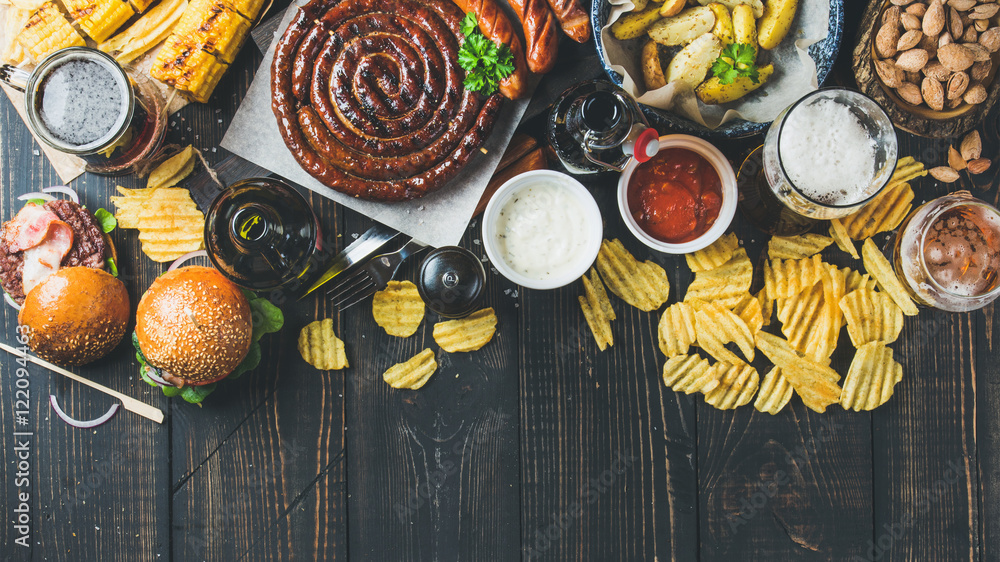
xmin=0 ymin=200 xmax=108 ymax=303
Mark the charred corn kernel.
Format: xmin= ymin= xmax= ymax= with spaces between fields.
xmin=59 ymin=0 xmax=94 ymax=20
xmin=176 ymin=0 xmax=250 ymax=63
xmin=150 ymin=34 xmax=228 ymax=102
xmin=76 ymin=0 xmax=135 ymax=42
xmin=16 ymin=2 xmax=84 ymax=61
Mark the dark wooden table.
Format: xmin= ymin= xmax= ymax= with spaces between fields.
xmin=2 ymin=2 xmax=998 ymax=560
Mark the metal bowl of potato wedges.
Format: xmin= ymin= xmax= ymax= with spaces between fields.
xmin=592 ymin=0 xmax=846 ymax=138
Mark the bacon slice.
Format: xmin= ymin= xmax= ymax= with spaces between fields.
xmin=20 ymin=219 xmax=74 ymax=296
xmin=2 ymin=203 xmax=63 ymax=253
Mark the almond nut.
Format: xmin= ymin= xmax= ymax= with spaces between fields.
xmin=948 ymin=0 xmax=976 ymax=10
xmin=964 ymin=42 xmax=992 ymax=61
xmin=962 ymin=26 xmax=979 ymax=43
xmin=897 ymin=82 xmax=924 ymax=104
xmin=979 ymin=27 xmax=1000 ymax=51
xmin=970 ymin=4 xmax=999 ymax=19
xmin=902 ymin=12 xmax=923 ymax=31
xmin=949 ymin=146 xmax=968 ymax=170
xmin=971 ymin=59 xmax=992 ymax=81
xmin=876 ymin=58 xmax=905 ymax=88
xmin=925 ymin=1 xmax=947 ymax=35
xmin=922 ymin=76 xmax=946 ymax=110
xmin=947 ymin=71 xmax=970 ymax=98
xmin=949 ymin=6 xmax=964 ymax=38
xmin=883 ymin=5 xmax=902 ymax=25
xmin=968 ymin=158 xmax=991 ymax=174
xmin=964 ymin=82 xmax=987 ymax=103
xmin=900 ymin=29 xmax=924 ymax=50
xmin=877 ymin=21 xmax=902 ymax=57
xmin=976 ymin=19 xmax=990 ymax=32
xmin=925 ymin=60 xmax=953 ymax=80
xmin=961 ymin=130 xmax=982 ymax=160
xmin=907 ymin=2 xmax=928 ymax=16
xmin=896 ymin=48 xmax=931 ymax=71
xmin=938 ymin=42 xmax=975 ymax=70
xmin=929 ymin=166 xmax=961 ymax=182
xmin=940 ymin=31 xmax=954 ymax=47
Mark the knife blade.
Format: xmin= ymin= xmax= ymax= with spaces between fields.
xmin=301 ymin=223 xmax=402 ymax=298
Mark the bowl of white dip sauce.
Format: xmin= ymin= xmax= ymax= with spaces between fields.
xmin=483 ymin=170 xmax=603 ymax=290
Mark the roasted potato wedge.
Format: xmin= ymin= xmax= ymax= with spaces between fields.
xmin=642 ymin=40 xmax=668 ymax=90
xmin=731 ymin=3 xmax=757 ymax=58
xmin=698 ymin=0 xmax=763 ymax=18
xmin=612 ymin=3 xmax=663 ymax=40
xmin=758 ymin=0 xmax=798 ymax=50
xmin=696 ymin=63 xmax=773 ymax=104
xmin=631 ymin=0 xmax=649 ymax=11
xmin=647 ymin=6 xmax=714 ymax=46
xmin=666 ymin=32 xmax=722 ymax=88
xmin=659 ymin=0 xmax=686 ymax=17
xmin=708 ymin=3 xmax=734 ymax=45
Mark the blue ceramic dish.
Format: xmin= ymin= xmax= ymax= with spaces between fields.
xmin=591 ymin=1 xmax=845 ymax=139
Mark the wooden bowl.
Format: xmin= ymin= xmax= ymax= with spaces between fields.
xmin=853 ymin=0 xmax=1000 ymax=137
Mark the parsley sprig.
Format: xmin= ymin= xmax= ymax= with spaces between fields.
xmin=711 ymin=43 xmax=760 ymax=85
xmin=458 ymin=12 xmax=514 ymax=95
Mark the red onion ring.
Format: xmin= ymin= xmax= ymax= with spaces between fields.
xmin=42 ymin=186 xmax=79 ymax=204
xmin=144 ymin=366 xmax=173 ymax=387
xmin=16 ymin=192 xmax=56 ymax=202
xmin=49 ymin=395 xmax=119 ymax=428
xmin=168 ymin=250 xmax=209 ymax=271
xmin=4 ymin=292 xmax=21 ymax=311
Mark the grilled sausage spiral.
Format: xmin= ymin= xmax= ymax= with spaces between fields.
xmin=271 ymin=0 xmax=503 ymax=201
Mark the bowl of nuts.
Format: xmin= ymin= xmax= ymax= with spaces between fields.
xmin=854 ymin=0 xmax=1000 ymax=137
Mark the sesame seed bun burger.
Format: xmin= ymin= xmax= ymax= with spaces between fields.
xmin=18 ymin=266 xmax=129 ymax=366
xmin=135 ymin=266 xmax=252 ymax=388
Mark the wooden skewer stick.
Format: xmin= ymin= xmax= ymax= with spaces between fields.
xmin=0 ymin=342 xmax=165 ymax=424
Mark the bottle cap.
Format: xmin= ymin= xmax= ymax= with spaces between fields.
xmin=417 ymin=246 xmax=485 ymax=318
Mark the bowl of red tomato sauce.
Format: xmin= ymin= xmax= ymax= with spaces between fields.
xmin=618 ymin=135 xmax=737 ymax=254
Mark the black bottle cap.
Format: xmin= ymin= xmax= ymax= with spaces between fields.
xmin=417 ymin=246 xmax=486 ymax=318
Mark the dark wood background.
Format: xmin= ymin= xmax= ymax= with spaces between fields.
xmin=2 ymin=1 xmax=998 ymax=560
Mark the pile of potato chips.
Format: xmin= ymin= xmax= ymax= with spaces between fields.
xmin=297 ymin=279 xmax=498 ymax=390
xmin=111 ymin=186 xmax=205 ymax=262
xmin=578 ymin=157 xmax=926 ymax=414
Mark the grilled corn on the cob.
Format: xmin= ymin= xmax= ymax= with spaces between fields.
xmin=226 ymin=0 xmax=263 ymax=21
xmin=128 ymin=0 xmax=156 ymax=13
xmin=16 ymin=2 xmax=85 ymax=62
xmin=175 ymin=0 xmax=249 ymax=63
xmin=150 ymin=34 xmax=228 ymax=103
xmin=99 ymin=0 xmax=188 ymax=63
xmin=70 ymin=0 xmax=137 ymax=43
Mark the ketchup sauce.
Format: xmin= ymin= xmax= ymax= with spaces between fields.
xmin=627 ymin=148 xmax=723 ymax=243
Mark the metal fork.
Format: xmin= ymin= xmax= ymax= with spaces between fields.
xmin=326 ymin=238 xmax=428 ymax=310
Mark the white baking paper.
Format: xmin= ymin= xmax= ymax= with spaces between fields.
xmin=601 ymin=0 xmax=831 ymax=128
xmin=221 ymin=1 xmax=530 ymax=248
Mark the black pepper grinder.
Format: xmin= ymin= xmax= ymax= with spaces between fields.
xmin=417 ymin=246 xmax=486 ymax=318
xmin=547 ymin=81 xmax=660 ymax=174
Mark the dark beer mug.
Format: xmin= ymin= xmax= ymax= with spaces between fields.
xmin=0 ymin=47 xmax=165 ymax=174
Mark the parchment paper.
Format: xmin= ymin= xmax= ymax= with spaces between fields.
xmin=601 ymin=0 xmax=830 ymax=129
xmin=0 ymin=3 xmax=188 ymax=183
xmin=221 ymin=1 xmax=530 ymax=248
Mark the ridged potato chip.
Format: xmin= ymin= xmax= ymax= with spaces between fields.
xmin=844 ymin=268 xmax=878 ymax=293
xmin=685 ymin=232 xmax=739 ymax=272
xmin=433 ymin=308 xmax=497 ymax=352
xmin=767 ymin=233 xmax=834 ymax=260
xmin=372 ymin=280 xmax=425 ymax=338
xmin=704 ymin=362 xmax=759 ymax=409
xmin=756 ymin=288 xmax=773 ymax=327
xmin=828 ymin=218 xmax=859 ymax=259
xmin=754 ymin=367 xmax=794 ymax=415
xmin=147 ymin=145 xmax=197 ymax=189
xmin=110 ymin=186 xmax=205 ymax=262
xmin=840 ymin=289 xmax=904 ymax=347
xmin=764 ymin=255 xmax=826 ymax=300
xmin=691 ymin=299 xmax=755 ymax=363
xmin=658 ymin=301 xmax=697 ymax=357
xmin=861 ymin=239 xmax=919 ymax=317
xmin=684 ymin=248 xmax=752 ymax=308
xmin=777 ymin=282 xmax=824 ymax=348
xmin=837 ymin=182 xmax=914 ymax=241
xmin=297 ymin=318 xmax=348 ymax=370
xmin=732 ymin=293 xmax=763 ymax=336
xmin=840 ymin=342 xmax=903 ymax=411
xmin=888 ymin=157 xmax=927 ymax=187
xmin=580 ymin=268 xmax=615 ymax=351
xmin=383 ymin=348 xmax=437 ymax=389
xmin=755 ymin=332 xmax=842 ymax=413
xmin=662 ymin=354 xmax=718 ymax=394
xmin=596 ymin=239 xmax=671 ymax=312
